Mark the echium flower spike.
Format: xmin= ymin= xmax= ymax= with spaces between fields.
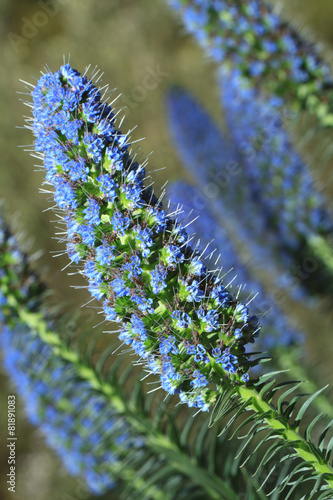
xmin=167 ymin=0 xmax=333 ymax=126
xmin=1 ymin=324 xmax=138 ymax=495
xmin=219 ymin=69 xmax=333 ymax=292
xmin=27 ymin=63 xmax=260 ymax=412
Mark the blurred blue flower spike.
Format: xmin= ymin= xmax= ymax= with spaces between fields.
xmin=1 ymin=324 xmax=134 ymax=495
xmin=220 ymin=69 xmax=333 ymax=263
xmin=167 ymin=0 xmax=333 ymax=126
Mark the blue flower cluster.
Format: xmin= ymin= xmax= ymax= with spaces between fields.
xmin=28 ymin=64 xmax=261 ymax=412
xmin=167 ymin=0 xmax=333 ymax=125
xmin=0 ymin=323 xmax=142 ymax=495
xmin=220 ymin=69 xmax=333 ymax=251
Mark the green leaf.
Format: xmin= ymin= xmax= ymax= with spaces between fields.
xmin=294 ymin=385 xmax=329 ymax=425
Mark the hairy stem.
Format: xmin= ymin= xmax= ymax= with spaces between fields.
xmin=237 ymin=384 xmax=333 ymax=488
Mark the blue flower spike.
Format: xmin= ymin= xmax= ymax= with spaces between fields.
xmin=220 ymin=69 xmax=333 ymax=255
xmin=167 ymin=0 xmax=333 ymax=126
xmin=26 ymin=63 xmax=261 ymax=413
xmin=1 ymin=324 xmax=138 ymax=496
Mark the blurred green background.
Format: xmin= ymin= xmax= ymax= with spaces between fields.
xmin=0 ymin=1 xmax=333 ymax=499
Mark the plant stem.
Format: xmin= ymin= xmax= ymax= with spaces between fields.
xmin=236 ymin=384 xmax=333 ymax=489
